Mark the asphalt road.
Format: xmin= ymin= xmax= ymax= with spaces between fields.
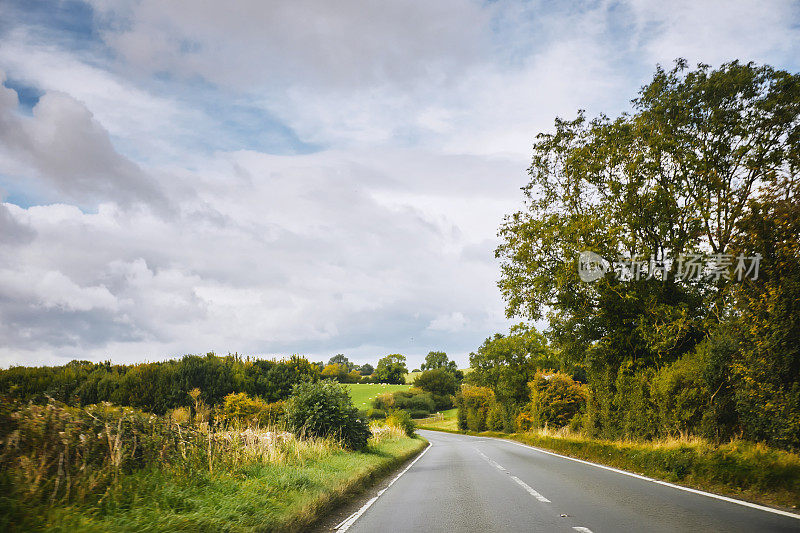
xmin=336 ymin=429 xmax=800 ymax=533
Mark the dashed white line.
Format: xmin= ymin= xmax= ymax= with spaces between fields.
xmin=474 ymin=448 xmax=551 ymax=503
xmin=572 ymin=527 xmax=594 ymax=533
xmin=500 ymin=438 xmax=800 ymax=521
xmin=335 ymin=441 xmax=432 ymax=532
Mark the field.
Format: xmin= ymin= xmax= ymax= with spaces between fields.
xmin=416 ymin=408 xmax=458 ymax=431
xmin=346 ymin=383 xmax=412 ymax=410
xmin=404 ymin=371 xmax=421 ymax=384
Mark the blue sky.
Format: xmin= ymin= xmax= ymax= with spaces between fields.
xmin=1 ymin=0 xmax=798 ymax=368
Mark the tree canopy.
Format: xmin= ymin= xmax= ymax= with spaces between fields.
xmin=492 ymin=59 xmax=800 ymax=448
xmin=374 ymin=354 xmax=408 ymax=384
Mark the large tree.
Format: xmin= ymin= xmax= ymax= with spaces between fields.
xmin=495 ymin=60 xmax=800 ymax=445
xmin=468 ymin=323 xmax=556 ymax=407
xmin=374 ymin=354 xmax=408 ymax=384
xmin=497 ymin=59 xmax=799 ymax=371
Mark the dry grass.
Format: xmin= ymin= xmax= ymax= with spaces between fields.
xmin=1 ymin=399 xmax=428 ymax=531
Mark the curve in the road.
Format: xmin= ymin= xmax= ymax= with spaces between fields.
xmin=336 ymin=430 xmax=800 ymax=533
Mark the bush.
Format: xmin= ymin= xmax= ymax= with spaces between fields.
xmin=613 ymin=365 xmax=657 ymax=439
xmin=486 ymin=401 xmax=506 ymax=431
xmin=285 ymin=380 xmax=371 ymax=449
xmin=366 ymin=408 xmax=386 ymax=419
xmin=456 ymin=385 xmax=496 ymax=432
xmin=516 ymin=410 xmax=535 ymax=432
xmin=413 ymin=369 xmax=458 ymax=397
xmin=386 ymin=410 xmax=416 ymax=437
xmin=529 ymin=371 xmax=588 ymax=429
xmin=372 ymin=392 xmax=394 ymax=410
xmin=372 ymin=389 xmax=437 ymax=417
xmin=652 ymin=349 xmax=711 ymax=437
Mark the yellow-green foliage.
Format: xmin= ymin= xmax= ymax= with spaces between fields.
xmin=219 ymin=392 xmax=284 ymax=428
xmin=385 ymin=411 xmax=416 ymax=437
xmin=0 ymin=395 xmax=425 ymax=532
xmin=529 ymin=370 xmax=587 ymax=429
xmin=456 ymin=384 xmax=497 ymax=432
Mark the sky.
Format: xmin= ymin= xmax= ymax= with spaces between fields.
xmin=0 ymin=0 xmax=798 ymax=369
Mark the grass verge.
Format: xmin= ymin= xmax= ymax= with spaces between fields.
xmin=9 ymin=436 xmax=427 ymax=532
xmin=419 ymin=426 xmax=800 ymax=510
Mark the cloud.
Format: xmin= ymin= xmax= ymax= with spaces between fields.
xmin=0 ymin=72 xmax=167 ymax=208
xmin=0 ymin=202 xmax=35 ymax=244
xmin=427 ymin=312 xmax=468 ymax=332
xmin=0 ymin=0 xmax=798 ymax=369
xmin=0 ymin=146 xmax=515 ymax=366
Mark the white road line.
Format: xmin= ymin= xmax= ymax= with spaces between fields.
xmin=500 ymin=438 xmax=800 ymax=520
xmin=572 ymin=527 xmax=594 ymax=533
xmin=474 ymin=448 xmax=551 ymax=503
xmin=335 ymin=442 xmax=432 ymax=532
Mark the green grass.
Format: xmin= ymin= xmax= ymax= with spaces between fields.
xmin=416 ymin=408 xmax=458 ymax=431
xmin=14 ymin=436 xmax=427 ymax=532
xmin=346 ymin=383 xmax=412 ymax=410
xmin=421 ymin=423 xmax=800 ymax=510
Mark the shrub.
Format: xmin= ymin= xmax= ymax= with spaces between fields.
xmin=516 ymin=410 xmax=535 ymax=432
xmin=372 ymin=392 xmax=395 ymax=410
xmin=613 ymin=365 xmax=657 ymax=439
xmin=529 ymin=371 xmax=588 ymax=429
xmin=386 ymin=410 xmax=416 ymax=437
xmin=372 ymin=389 xmax=437 ymax=417
xmin=652 ymin=350 xmax=711 ymax=437
xmin=284 ymin=380 xmax=371 ymax=449
xmin=456 ymin=385 xmax=496 ymax=432
xmin=413 ymin=368 xmax=458 ymax=397
xmin=366 ymin=408 xmax=386 ymax=419
xmin=220 ymin=392 xmax=285 ymax=428
xmin=486 ymin=401 xmax=506 ymax=431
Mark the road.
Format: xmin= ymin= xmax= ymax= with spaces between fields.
xmin=335 ymin=430 xmax=800 ymax=533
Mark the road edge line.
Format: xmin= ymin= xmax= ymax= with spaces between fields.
xmin=497 ymin=437 xmax=800 ymax=520
xmin=335 ymin=441 xmax=433 ymax=532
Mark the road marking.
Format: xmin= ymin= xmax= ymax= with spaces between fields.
xmin=474 ymin=448 xmax=551 ymax=503
xmin=500 ymin=439 xmax=800 ymax=521
xmin=572 ymin=527 xmax=594 ymax=533
xmin=335 ymin=442 xmax=432 ymax=532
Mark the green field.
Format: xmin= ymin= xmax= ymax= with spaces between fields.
xmin=346 ymin=383 xmax=412 ymax=410
xmin=404 ymin=371 xmax=422 ymax=384
xmin=416 ymin=408 xmax=459 ymax=431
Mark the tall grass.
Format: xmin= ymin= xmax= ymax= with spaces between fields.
xmin=1 ymin=398 xmax=426 ymax=531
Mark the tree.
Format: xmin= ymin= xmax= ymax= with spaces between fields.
xmin=528 ymin=371 xmax=588 ymax=428
xmin=328 ymin=354 xmax=355 ymax=372
xmin=420 ymin=351 xmax=456 ymax=372
xmin=495 ymin=59 xmax=800 ymax=444
xmin=413 ymin=368 xmax=458 ymax=397
xmin=728 ymin=176 xmax=800 ymax=449
xmin=468 ymin=323 xmax=556 ymax=408
xmin=374 ymin=354 xmax=408 ymax=384
xmin=358 ymin=363 xmax=374 ymax=376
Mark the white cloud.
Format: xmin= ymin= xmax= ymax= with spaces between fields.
xmin=0 ymin=72 xmax=167 ymax=208
xmin=428 ymin=312 xmax=468 ymax=332
xmin=0 ymin=0 xmax=798 ymax=369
